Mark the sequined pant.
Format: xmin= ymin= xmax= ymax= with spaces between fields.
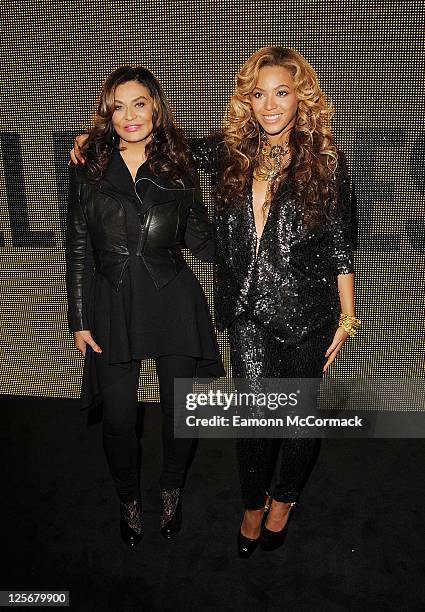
xmin=228 ymin=315 xmax=332 ymax=509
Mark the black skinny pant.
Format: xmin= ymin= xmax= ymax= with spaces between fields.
xmin=228 ymin=315 xmax=331 ymax=510
xmin=95 ymin=352 xmax=197 ymax=502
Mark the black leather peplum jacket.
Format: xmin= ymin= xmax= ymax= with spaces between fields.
xmin=190 ymin=136 xmax=355 ymax=347
xmin=65 ymin=161 xmax=214 ymax=333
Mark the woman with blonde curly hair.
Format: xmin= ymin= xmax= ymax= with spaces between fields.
xmin=191 ymin=46 xmax=358 ymax=557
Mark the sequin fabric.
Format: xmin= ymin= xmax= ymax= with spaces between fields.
xmin=190 ymin=136 xmax=354 ymax=346
xmin=229 ymin=314 xmax=330 ymax=509
xmin=190 ymin=136 xmax=354 ymax=509
xmin=160 ymin=488 xmax=181 ymax=528
xmin=119 ymin=499 xmax=142 ymax=535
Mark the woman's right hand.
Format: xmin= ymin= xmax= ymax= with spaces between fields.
xmin=69 ymin=134 xmax=89 ymax=165
xmin=73 ymin=330 xmax=102 ymax=356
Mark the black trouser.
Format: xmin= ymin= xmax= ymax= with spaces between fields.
xmin=95 ymin=353 xmax=197 ymax=502
xmin=228 ymin=315 xmax=331 ymax=510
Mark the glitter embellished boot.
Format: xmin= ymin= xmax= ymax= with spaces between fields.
xmin=160 ymin=488 xmax=182 ymax=539
xmin=119 ymin=499 xmax=143 ymax=548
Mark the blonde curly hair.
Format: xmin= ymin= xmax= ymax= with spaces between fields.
xmin=216 ymin=47 xmax=338 ymax=222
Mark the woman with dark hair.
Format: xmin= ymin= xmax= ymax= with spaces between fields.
xmin=66 ymin=66 xmax=224 ymax=547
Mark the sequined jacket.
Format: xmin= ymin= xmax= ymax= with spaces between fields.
xmin=190 ymin=136 xmax=354 ymax=346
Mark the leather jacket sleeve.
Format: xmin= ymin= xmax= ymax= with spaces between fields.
xmin=65 ymin=165 xmax=95 ymax=333
xmin=183 ymin=173 xmax=215 ymax=262
xmin=329 ymin=150 xmax=355 ymax=275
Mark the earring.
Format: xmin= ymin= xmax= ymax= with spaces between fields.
xmin=256 ymin=126 xmax=261 ymax=154
xmin=112 ymin=130 xmax=120 ymax=147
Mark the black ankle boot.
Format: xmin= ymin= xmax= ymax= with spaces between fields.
xmin=119 ymin=499 xmax=143 ymax=548
xmin=160 ymin=488 xmax=182 ymax=539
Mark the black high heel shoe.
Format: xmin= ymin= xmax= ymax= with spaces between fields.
xmin=238 ymin=494 xmax=272 ymax=559
xmin=119 ymin=499 xmax=143 ymax=548
xmin=260 ymin=501 xmax=296 ymax=551
xmin=160 ymin=488 xmax=182 ymax=539
xmin=238 ymin=528 xmax=261 ymax=558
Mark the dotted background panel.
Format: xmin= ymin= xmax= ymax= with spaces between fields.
xmin=0 ymin=1 xmax=423 ymax=404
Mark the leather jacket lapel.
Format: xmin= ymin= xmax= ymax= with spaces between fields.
xmin=135 ymin=164 xmax=194 ymax=216
xmin=135 ymin=177 xmax=178 ymax=215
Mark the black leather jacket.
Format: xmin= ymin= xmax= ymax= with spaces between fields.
xmin=65 ymin=161 xmax=213 ymax=333
xmin=190 ymin=136 xmax=354 ymax=346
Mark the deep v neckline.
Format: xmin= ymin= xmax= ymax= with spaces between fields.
xmin=250 ymin=187 xmax=271 ymax=256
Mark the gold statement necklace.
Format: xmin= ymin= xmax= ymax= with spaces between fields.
xmin=253 ymin=133 xmax=291 ymax=225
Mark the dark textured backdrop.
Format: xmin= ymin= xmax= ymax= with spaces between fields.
xmin=0 ymin=0 xmax=423 ymax=400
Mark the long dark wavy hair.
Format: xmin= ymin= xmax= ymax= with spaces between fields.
xmin=216 ymin=47 xmax=338 ymax=224
xmin=82 ymin=66 xmax=191 ymax=182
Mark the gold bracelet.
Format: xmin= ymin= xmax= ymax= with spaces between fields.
xmin=338 ymin=313 xmax=361 ymax=337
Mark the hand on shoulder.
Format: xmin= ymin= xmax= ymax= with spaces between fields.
xmin=69 ymin=134 xmax=89 ymax=165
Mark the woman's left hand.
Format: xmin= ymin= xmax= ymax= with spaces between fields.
xmin=323 ymin=327 xmax=349 ymax=373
